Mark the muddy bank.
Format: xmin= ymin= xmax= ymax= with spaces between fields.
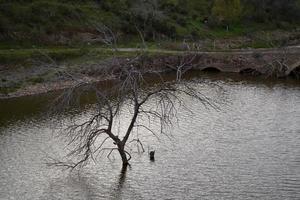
xmin=115 ymin=47 xmax=300 ymax=78
xmin=1 ymin=47 xmax=299 ymax=99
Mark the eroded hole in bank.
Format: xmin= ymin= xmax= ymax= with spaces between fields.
xmin=289 ymin=66 xmax=300 ymax=79
xmin=201 ymin=67 xmax=221 ymax=73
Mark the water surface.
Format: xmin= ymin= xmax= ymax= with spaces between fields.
xmin=0 ymin=73 xmax=299 ymax=200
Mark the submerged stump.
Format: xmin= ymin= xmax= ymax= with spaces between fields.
xmin=149 ymin=151 xmax=155 ymax=161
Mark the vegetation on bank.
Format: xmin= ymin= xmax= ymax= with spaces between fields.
xmin=1 ymin=0 xmax=300 ymax=95
xmin=1 ymin=47 xmax=300 ymax=97
xmin=1 ymin=0 xmax=300 ymax=64
xmin=0 ymin=48 xmax=139 ymax=95
xmin=1 ymin=0 xmax=300 ymax=48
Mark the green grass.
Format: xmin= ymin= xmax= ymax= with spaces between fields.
xmin=0 ymin=46 xmax=145 ymax=67
xmin=27 ymin=76 xmax=44 ymax=84
xmin=0 ymin=0 xmax=122 ymax=46
xmin=1 ymin=0 xmax=299 ymax=52
xmin=1 ymin=0 xmax=299 ymax=47
xmin=0 ymin=48 xmax=89 ymax=64
xmin=0 ymin=81 xmax=22 ymax=95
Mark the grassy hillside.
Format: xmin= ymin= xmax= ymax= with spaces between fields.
xmin=1 ymin=0 xmax=300 ymax=48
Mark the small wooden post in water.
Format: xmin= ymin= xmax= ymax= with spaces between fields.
xmin=149 ymin=151 xmax=155 ymax=161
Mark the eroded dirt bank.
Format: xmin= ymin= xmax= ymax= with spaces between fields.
xmin=1 ymin=47 xmax=299 ymax=99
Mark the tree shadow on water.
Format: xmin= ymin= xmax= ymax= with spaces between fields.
xmin=110 ymin=165 xmax=145 ymax=200
xmin=110 ymin=166 xmax=128 ymax=200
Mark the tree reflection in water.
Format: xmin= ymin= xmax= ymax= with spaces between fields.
xmin=111 ymin=166 xmax=128 ymax=199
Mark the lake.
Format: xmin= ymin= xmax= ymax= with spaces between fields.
xmin=0 ymin=73 xmax=299 ymax=200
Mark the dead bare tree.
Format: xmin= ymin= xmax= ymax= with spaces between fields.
xmin=166 ymin=54 xmax=197 ymax=81
xmin=265 ymin=47 xmax=290 ymax=78
xmin=47 ymin=23 xmax=218 ymax=170
xmin=49 ymin=58 xmax=217 ymax=169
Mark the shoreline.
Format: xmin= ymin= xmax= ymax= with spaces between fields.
xmin=1 ymin=47 xmax=299 ymax=100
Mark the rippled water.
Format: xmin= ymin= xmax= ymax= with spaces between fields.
xmin=0 ymin=74 xmax=300 ymax=200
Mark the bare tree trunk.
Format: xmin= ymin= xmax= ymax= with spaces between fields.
xmin=117 ymin=144 xmax=129 ymax=166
